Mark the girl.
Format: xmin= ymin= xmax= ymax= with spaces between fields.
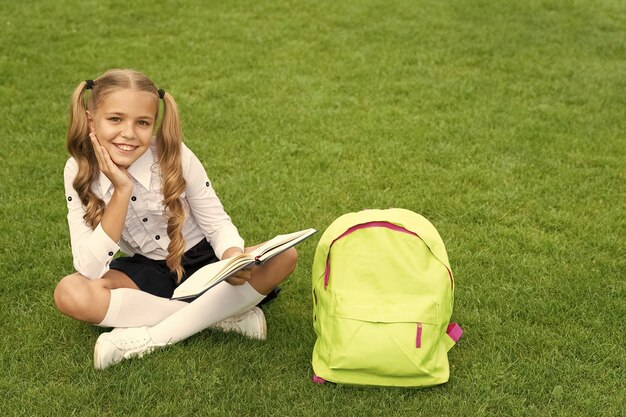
xmin=54 ymin=69 xmax=297 ymax=369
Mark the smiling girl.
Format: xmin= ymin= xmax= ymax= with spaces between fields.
xmin=55 ymin=69 xmax=297 ymax=369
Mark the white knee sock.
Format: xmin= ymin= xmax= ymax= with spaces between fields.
xmin=147 ymin=281 xmax=265 ymax=345
xmin=98 ymin=288 xmax=188 ymax=328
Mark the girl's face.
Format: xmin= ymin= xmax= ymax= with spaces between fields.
xmin=87 ymin=88 xmax=158 ymax=168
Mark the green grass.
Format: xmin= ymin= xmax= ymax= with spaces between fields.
xmin=1 ymin=0 xmax=625 ymax=415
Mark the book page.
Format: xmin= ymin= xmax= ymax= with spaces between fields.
xmin=172 ymin=254 xmax=254 ymax=299
xmin=250 ymin=228 xmax=317 ymax=262
xmin=172 ymin=228 xmax=316 ymax=300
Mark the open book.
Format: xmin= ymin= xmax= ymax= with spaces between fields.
xmin=171 ymin=228 xmax=317 ymax=300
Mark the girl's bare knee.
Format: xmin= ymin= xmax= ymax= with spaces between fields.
xmin=54 ymin=274 xmax=85 ymax=315
xmin=54 ymin=274 xmax=106 ymax=322
xmin=284 ymin=247 xmax=298 ymax=275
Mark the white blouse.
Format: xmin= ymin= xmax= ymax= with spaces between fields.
xmin=64 ymin=141 xmax=244 ymax=280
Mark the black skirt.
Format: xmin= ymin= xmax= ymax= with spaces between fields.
xmin=109 ymin=238 xmax=219 ymax=300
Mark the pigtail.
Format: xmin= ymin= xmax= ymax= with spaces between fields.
xmin=66 ymin=81 xmax=104 ymax=229
xmin=156 ymin=92 xmax=187 ymax=283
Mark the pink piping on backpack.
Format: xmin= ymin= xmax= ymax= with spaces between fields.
xmin=323 ymin=221 xmax=453 ymax=289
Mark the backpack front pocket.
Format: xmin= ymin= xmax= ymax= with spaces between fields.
xmin=327 ymin=297 xmax=441 ymax=376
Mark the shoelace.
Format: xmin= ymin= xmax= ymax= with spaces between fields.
xmin=213 ymin=315 xmax=243 ymax=332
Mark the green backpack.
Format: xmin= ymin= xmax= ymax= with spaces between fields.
xmin=311 ymin=209 xmax=462 ymax=387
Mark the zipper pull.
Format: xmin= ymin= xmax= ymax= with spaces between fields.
xmin=416 ymin=322 xmax=423 ymax=348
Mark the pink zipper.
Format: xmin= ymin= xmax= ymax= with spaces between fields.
xmin=323 ymin=221 xmax=453 ymax=289
xmin=416 ymin=322 xmax=423 ymax=348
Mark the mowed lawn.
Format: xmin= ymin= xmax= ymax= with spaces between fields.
xmin=0 ymin=0 xmax=624 ymax=416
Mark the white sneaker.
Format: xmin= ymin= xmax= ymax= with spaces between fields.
xmin=211 ymin=307 xmax=267 ymax=340
xmin=94 ymin=326 xmax=165 ymax=370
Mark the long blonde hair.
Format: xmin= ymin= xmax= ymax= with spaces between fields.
xmin=67 ymin=69 xmax=187 ymax=282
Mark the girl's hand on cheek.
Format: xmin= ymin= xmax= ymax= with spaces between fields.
xmin=90 ymin=133 xmax=132 ymax=192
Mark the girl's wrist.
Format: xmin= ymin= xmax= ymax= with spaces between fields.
xmin=222 ymin=247 xmax=244 ymax=259
xmin=112 ymin=184 xmax=133 ymax=197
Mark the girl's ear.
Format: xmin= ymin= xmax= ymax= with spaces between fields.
xmin=86 ymin=110 xmax=95 ymax=133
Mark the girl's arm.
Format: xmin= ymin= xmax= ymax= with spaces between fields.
xmin=90 ymin=134 xmax=132 ymax=243
xmin=222 ymin=247 xmax=244 ymax=259
xmin=64 ymin=159 xmax=120 ymax=280
xmin=64 ymin=133 xmax=134 ymax=279
xmin=182 ymin=144 xmax=245 ymax=260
